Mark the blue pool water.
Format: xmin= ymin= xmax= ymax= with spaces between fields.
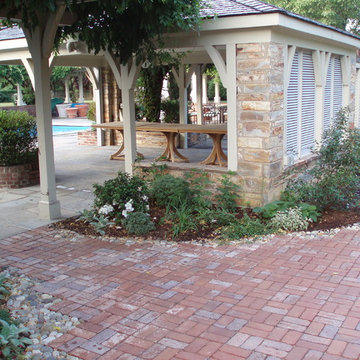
xmin=53 ymin=126 xmax=91 ymax=134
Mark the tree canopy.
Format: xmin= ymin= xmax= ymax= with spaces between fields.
xmin=0 ymin=0 xmax=202 ymax=64
xmin=267 ymin=0 xmax=360 ymax=34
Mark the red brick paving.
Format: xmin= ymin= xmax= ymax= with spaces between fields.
xmin=2 ymin=227 xmax=360 ymax=359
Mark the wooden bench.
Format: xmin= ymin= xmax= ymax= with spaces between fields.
xmin=92 ymin=122 xmax=228 ymax=166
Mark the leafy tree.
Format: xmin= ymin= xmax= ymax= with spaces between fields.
xmin=0 ymin=65 xmax=34 ymax=104
xmin=138 ymin=66 xmax=169 ymax=122
xmin=50 ymin=66 xmax=82 ymax=99
xmin=0 ymin=65 xmax=23 ymax=88
xmin=268 ymin=0 xmax=360 ymax=34
xmin=1 ymin=0 xmax=202 ymax=65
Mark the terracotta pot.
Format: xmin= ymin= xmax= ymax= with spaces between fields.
xmin=76 ymin=104 xmax=89 ymax=117
xmin=66 ymin=107 xmax=78 ymax=118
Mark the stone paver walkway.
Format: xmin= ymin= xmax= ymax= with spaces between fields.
xmin=1 ymin=227 xmax=360 ymax=359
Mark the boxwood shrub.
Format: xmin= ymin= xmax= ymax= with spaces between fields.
xmin=0 ymin=110 xmax=38 ymax=166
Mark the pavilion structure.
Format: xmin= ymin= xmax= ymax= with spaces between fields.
xmin=1 ymin=0 xmax=360 ymax=219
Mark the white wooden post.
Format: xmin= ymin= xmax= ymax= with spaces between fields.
xmin=226 ymin=44 xmax=238 ymax=171
xmin=195 ymin=65 xmax=203 ymax=125
xmin=86 ymin=67 xmax=104 ymax=146
xmin=78 ymin=72 xmax=84 ymax=103
xmin=172 ymin=64 xmax=195 ymax=148
xmin=202 ymin=73 xmax=208 ymax=104
xmin=16 ymin=83 xmax=25 ymax=106
xmin=214 ymin=80 xmax=221 ymax=104
xmin=64 ymin=77 xmax=70 ymax=103
xmin=23 ymin=5 xmax=65 ymax=219
xmin=190 ymin=72 xmax=196 ymax=103
xmin=205 ymin=44 xmax=238 ymax=171
xmin=105 ymin=51 xmax=141 ymax=174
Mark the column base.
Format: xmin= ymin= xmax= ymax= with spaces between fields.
xmin=39 ymin=200 xmax=61 ymax=220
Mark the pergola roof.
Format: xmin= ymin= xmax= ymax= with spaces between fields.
xmin=1 ymin=0 xmax=360 ymax=43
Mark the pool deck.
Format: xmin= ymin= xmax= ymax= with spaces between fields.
xmin=52 ymin=117 xmax=93 ymax=127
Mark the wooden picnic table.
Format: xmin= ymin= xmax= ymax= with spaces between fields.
xmin=92 ymin=122 xmax=228 ymax=166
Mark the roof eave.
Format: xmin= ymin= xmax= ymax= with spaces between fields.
xmin=198 ymin=12 xmax=360 ymax=48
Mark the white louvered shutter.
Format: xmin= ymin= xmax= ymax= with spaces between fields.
xmin=301 ymin=51 xmax=315 ymax=156
xmin=286 ymin=51 xmax=299 ymax=159
xmin=333 ymin=56 xmax=343 ymax=118
xmin=323 ymin=58 xmax=332 ymax=132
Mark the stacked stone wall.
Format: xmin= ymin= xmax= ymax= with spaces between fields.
xmin=236 ymin=42 xmax=285 ymax=206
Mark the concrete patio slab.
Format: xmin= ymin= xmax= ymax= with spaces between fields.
xmin=0 ymin=130 xmax=225 ymax=240
xmin=1 ymin=227 xmax=360 ymax=359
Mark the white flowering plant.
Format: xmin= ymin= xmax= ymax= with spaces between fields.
xmin=92 ymin=172 xmax=151 ymax=224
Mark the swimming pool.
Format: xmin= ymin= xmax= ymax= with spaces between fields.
xmin=53 ymin=126 xmax=91 ymax=134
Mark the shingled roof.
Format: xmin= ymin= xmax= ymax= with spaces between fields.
xmin=200 ymin=0 xmax=280 ymax=17
xmin=0 ymin=26 xmax=24 ymax=41
xmin=0 ymin=0 xmax=359 ymax=41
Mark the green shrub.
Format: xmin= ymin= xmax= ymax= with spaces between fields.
xmin=215 ymin=173 xmax=241 ymax=213
xmin=269 ymin=207 xmax=312 ymax=232
xmin=151 ymin=174 xmax=192 ymax=209
xmin=87 ymin=101 xmax=96 ymax=122
xmin=254 ymin=200 xmax=320 ymax=222
xmin=168 ymin=203 xmax=198 ymax=238
xmin=122 ymin=212 xmax=155 ymax=236
xmin=0 ymin=110 xmax=37 ymax=166
xmin=22 ymin=87 xmax=35 ymax=105
xmin=184 ymin=170 xmax=212 ymax=213
xmin=0 ymin=275 xmax=11 ymax=301
xmin=93 ymin=172 xmax=150 ymax=220
xmin=283 ymin=108 xmax=360 ymax=210
xmin=0 ymin=319 xmax=32 ymax=358
xmin=221 ymin=213 xmax=271 ymax=240
xmin=0 ymin=90 xmax=14 ymax=103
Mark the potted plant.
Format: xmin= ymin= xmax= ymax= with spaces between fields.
xmin=0 ymin=110 xmax=39 ymax=188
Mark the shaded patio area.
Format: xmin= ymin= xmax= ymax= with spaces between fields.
xmin=1 ymin=224 xmax=360 ymax=359
xmin=0 ymin=131 xmax=227 ymax=239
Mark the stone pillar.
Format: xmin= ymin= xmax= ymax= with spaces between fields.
xmin=348 ymin=57 xmax=357 ymax=127
xmin=355 ymin=66 xmax=360 ymax=127
xmin=237 ymin=42 xmax=284 ymax=206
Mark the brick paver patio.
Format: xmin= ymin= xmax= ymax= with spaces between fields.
xmin=1 ymin=227 xmax=360 ymax=359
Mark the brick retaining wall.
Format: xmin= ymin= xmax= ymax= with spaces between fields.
xmin=0 ymin=105 xmax=36 ymax=117
xmin=0 ymin=162 xmax=40 ymax=188
xmin=78 ymin=130 xmax=98 ymax=146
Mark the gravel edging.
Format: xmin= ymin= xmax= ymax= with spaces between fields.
xmin=2 ymin=267 xmax=80 ymax=360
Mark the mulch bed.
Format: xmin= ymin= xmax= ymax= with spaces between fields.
xmin=52 ymin=207 xmax=360 ymax=242
xmin=307 ymin=209 xmax=360 ymax=231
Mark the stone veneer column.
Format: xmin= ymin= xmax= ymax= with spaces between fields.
xmin=349 ymin=57 xmax=357 ymax=127
xmin=237 ymin=42 xmax=284 ymax=206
